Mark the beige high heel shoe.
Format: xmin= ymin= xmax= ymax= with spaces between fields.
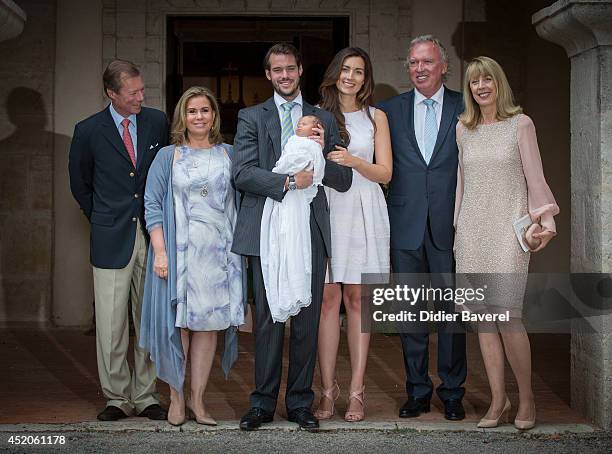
xmin=314 ymin=381 xmax=340 ymax=420
xmin=514 ymin=402 xmax=536 ymax=430
xmin=187 ymin=400 xmax=218 ymax=426
xmin=477 ymin=397 xmax=511 ymax=428
xmin=344 ymin=385 xmax=365 ymax=422
xmin=167 ymin=400 xmax=186 ymax=426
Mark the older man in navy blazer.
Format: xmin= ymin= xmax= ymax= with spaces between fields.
xmin=69 ymin=60 xmax=168 ymax=421
xmin=378 ymin=35 xmax=467 ymax=421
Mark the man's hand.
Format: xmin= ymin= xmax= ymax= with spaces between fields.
xmin=285 ymin=169 xmax=314 ymax=190
xmin=294 ymin=169 xmax=314 ymax=188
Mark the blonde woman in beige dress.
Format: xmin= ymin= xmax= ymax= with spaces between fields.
xmin=454 ymin=56 xmax=559 ymax=430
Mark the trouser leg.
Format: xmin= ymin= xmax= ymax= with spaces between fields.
xmin=249 ymin=256 xmax=285 ymax=413
xmin=285 ymin=218 xmax=325 ymax=411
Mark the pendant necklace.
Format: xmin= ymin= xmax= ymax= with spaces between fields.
xmin=190 ymin=145 xmax=213 ymax=197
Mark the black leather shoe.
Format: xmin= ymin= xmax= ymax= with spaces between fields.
xmin=287 ymin=407 xmax=319 ymax=431
xmin=138 ymin=404 xmax=167 ymax=420
xmin=239 ymin=407 xmax=274 ymax=431
xmin=97 ymin=406 xmax=128 ymax=421
xmin=399 ymin=397 xmax=431 ymax=418
xmin=444 ymin=399 xmax=465 ymax=421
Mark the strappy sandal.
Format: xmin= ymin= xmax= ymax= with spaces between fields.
xmin=314 ymin=380 xmax=340 ymax=420
xmin=344 ymin=385 xmax=365 ymax=422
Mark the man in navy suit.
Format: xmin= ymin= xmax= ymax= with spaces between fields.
xmin=378 ymin=35 xmax=467 ymax=421
xmin=69 ymin=60 xmax=168 ymax=421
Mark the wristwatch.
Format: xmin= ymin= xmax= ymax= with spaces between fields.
xmin=288 ymin=175 xmax=297 ymax=191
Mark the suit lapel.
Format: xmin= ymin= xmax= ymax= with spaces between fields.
xmin=430 ymin=88 xmax=458 ymax=164
xmin=263 ymin=97 xmax=282 ymax=160
xmin=101 ymin=108 xmax=133 ymax=166
xmin=136 ymin=111 xmax=152 ymax=171
xmin=401 ymin=90 xmax=427 ymax=166
xmin=302 ymin=101 xmax=316 ymax=117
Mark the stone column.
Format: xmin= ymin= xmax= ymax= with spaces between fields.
xmin=533 ymin=0 xmax=612 ymax=428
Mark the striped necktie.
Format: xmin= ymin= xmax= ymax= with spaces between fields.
xmin=423 ymin=98 xmax=437 ymax=164
xmin=281 ymin=101 xmax=296 ymax=149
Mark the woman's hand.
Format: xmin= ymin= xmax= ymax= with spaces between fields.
xmin=529 ymin=228 xmax=555 ymax=252
xmin=525 ymin=216 xmax=555 ymax=252
xmin=309 ymin=124 xmax=325 ymax=148
xmin=327 ymin=144 xmax=358 ymax=168
xmin=154 ymin=252 xmax=169 ymax=279
xmin=524 ymin=223 xmax=542 ymax=250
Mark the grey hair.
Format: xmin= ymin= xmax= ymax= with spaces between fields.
xmin=405 ymin=34 xmax=450 ymax=81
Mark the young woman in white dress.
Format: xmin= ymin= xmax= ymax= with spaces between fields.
xmin=314 ymin=47 xmax=392 ymax=422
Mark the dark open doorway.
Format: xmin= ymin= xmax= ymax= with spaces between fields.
xmin=166 ymin=16 xmax=350 ymax=143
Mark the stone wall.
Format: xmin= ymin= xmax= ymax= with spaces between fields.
xmin=52 ymin=0 xmax=102 ymax=327
xmin=0 ymin=0 xmax=56 ymax=322
xmin=102 ymin=0 xmax=412 ymax=111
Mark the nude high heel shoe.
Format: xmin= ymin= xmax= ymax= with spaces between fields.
xmin=187 ymin=400 xmax=218 ymax=426
xmin=167 ymin=401 xmax=186 ymax=426
xmin=168 ymin=394 xmax=186 ymax=426
xmin=514 ymin=402 xmax=536 ymax=430
xmin=477 ymin=397 xmax=511 ymax=428
xmin=314 ymin=380 xmax=340 ymax=420
xmin=344 ymin=385 xmax=365 ymax=422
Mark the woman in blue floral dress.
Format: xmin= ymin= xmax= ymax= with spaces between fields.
xmin=140 ymin=86 xmax=245 ymax=426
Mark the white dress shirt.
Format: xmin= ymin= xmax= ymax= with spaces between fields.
xmin=413 ymin=85 xmax=444 ymax=158
xmin=274 ymin=91 xmax=304 ymax=190
xmin=273 ymin=91 xmax=303 ymax=131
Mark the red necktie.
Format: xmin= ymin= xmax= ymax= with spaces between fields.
xmin=121 ymin=118 xmax=137 ymax=168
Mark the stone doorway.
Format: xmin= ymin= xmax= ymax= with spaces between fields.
xmin=166 ymin=16 xmax=350 ymax=142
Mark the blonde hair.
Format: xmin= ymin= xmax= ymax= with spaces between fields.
xmin=459 ymin=56 xmax=522 ymax=130
xmin=170 ymin=86 xmax=223 ymax=146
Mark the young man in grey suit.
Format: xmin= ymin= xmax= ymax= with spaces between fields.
xmin=378 ymin=35 xmax=467 ymax=421
xmin=232 ymin=43 xmax=352 ymax=431
xmin=69 ymin=60 xmax=168 ymax=421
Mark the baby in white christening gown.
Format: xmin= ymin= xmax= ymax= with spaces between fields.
xmin=260 ymin=115 xmax=326 ymax=322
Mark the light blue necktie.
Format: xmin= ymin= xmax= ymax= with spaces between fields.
xmin=281 ymin=101 xmax=296 ymax=149
xmin=423 ymin=98 xmax=437 ymax=164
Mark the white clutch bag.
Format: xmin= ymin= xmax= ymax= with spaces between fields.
xmin=513 ymin=214 xmax=543 ymax=252
xmin=513 ymin=214 xmax=533 ymax=252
